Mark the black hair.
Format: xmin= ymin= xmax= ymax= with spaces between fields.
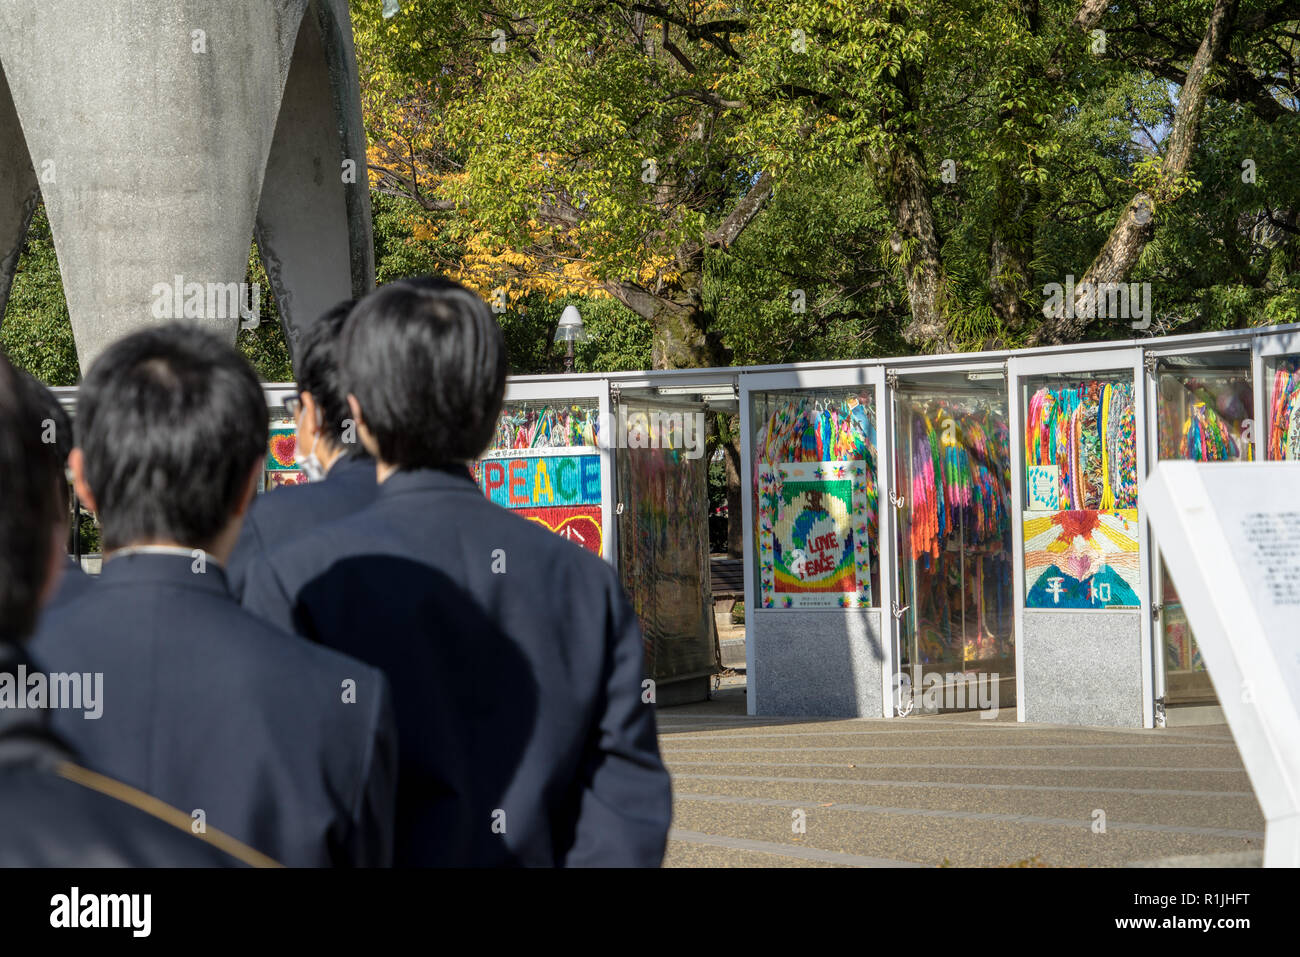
xmin=340 ymin=276 xmax=506 ymax=469
xmin=76 ymin=324 xmax=268 ymax=552
xmin=16 ymin=369 xmax=73 ymax=510
xmin=0 ymin=355 xmax=65 ymax=642
xmin=295 ymin=299 xmax=357 ymax=453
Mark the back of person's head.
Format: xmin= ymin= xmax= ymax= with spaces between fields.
xmin=341 ymin=276 xmax=505 ymax=469
xmin=77 ymin=324 xmax=267 ymax=552
xmin=16 ymin=369 xmax=73 ymax=510
xmin=0 ymin=355 xmax=66 ymax=642
xmin=295 ymin=299 xmax=357 ymax=453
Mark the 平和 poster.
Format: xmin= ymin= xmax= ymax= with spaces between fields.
xmin=1023 ymin=508 xmax=1140 ymax=609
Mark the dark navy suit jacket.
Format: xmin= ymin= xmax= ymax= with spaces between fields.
xmin=29 ymin=551 xmax=398 ymax=867
xmin=226 ymin=453 xmax=378 ymax=601
xmin=242 ymin=466 xmax=672 ymax=867
xmin=48 ymin=556 xmax=93 ymax=609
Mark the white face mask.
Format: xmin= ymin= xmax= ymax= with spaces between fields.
xmin=297 ymin=408 xmax=328 ymax=483
xmin=298 ymin=441 xmax=327 ymax=482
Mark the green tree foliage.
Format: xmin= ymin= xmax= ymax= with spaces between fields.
xmin=707 ymin=167 xmax=907 ymax=364
xmin=238 ymin=242 xmax=295 ymax=382
xmin=353 ymin=0 xmax=1298 ymax=359
xmin=1 ymin=205 xmax=78 ymax=385
xmin=4 ymin=3 xmax=1296 ymax=384
xmin=371 ymin=191 xmax=653 ymax=372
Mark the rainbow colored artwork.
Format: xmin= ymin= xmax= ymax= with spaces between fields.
xmin=1023 ymin=508 xmax=1139 ymax=609
xmin=758 ymin=461 xmax=871 ymax=609
xmin=477 ymin=449 xmax=604 ymax=556
xmin=517 ymin=505 xmax=603 ymax=555
xmin=265 ymin=426 xmax=298 ymax=471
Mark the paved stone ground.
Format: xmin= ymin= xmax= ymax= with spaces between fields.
xmin=657 ymin=680 xmax=1265 ymax=868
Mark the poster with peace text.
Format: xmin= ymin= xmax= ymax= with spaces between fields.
xmin=477 ymin=449 xmax=604 ymax=556
xmin=1023 ymin=508 xmax=1139 ymax=609
xmin=758 ymin=461 xmax=871 ymax=609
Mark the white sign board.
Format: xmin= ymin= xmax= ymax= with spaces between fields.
xmin=1144 ymin=462 xmax=1300 ymax=866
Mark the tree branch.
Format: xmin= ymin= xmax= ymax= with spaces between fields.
xmin=1036 ymin=0 xmax=1243 ymax=343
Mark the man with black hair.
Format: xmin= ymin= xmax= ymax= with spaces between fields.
xmin=226 ymin=300 xmax=377 ymax=601
xmin=29 ymin=324 xmax=398 ymax=867
xmin=0 ymin=352 xmax=273 ymax=866
xmin=14 ymin=370 xmax=92 ymax=608
xmin=244 ymin=276 xmax=672 ymax=867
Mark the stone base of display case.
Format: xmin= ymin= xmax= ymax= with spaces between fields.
xmin=750 ymin=609 xmax=886 ymax=717
xmin=1022 ymin=609 xmax=1144 ymax=726
xmin=654 ymin=673 xmax=712 ymax=708
xmin=1164 ymin=703 xmax=1226 ymax=727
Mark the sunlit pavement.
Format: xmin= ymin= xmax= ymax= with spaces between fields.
xmin=657 ymin=680 xmax=1264 ymax=868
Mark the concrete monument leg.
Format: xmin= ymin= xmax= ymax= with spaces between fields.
xmin=256 ymin=0 xmax=375 ymax=368
xmin=0 ymin=57 xmax=39 ymax=321
xmin=0 ymin=0 xmax=356 ymax=374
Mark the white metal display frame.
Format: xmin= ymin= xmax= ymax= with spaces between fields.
xmin=1140 ymin=337 xmax=1255 ymax=707
xmin=884 ymin=357 xmax=1013 ymax=716
xmin=1252 ymin=327 xmax=1300 ymax=467
xmin=1007 ymin=346 xmax=1151 ymax=726
xmin=739 ymin=363 xmax=891 ymax=716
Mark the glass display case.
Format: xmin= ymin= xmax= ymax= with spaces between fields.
xmin=1264 ymin=354 xmax=1300 ymax=461
xmin=1021 ymin=371 xmax=1140 ymax=610
xmin=749 ymin=386 xmax=880 ymax=609
xmin=1153 ymin=352 xmax=1252 ymax=705
xmin=614 ymin=395 xmax=715 ymax=684
xmin=893 ymin=372 xmax=1013 ymax=691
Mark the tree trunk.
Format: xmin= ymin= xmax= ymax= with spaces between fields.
xmin=874 ymin=25 xmax=951 ymax=353
xmin=989 ymin=177 xmax=1036 ymax=337
xmin=651 ymin=300 xmax=718 ymax=370
xmin=1035 ymin=0 xmax=1240 ymax=343
xmin=1072 ymin=0 xmax=1110 ymax=33
xmin=885 ymin=143 xmax=952 ymax=351
xmin=724 ymin=420 xmax=743 ymax=558
xmin=988 ymin=0 xmax=1040 ymax=339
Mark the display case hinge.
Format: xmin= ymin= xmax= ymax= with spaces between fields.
xmin=885 ymin=370 xmax=899 ymax=390
xmin=890 ymin=600 xmax=910 ymax=620
xmin=1154 ymin=696 xmax=1167 ymax=728
xmin=1143 ymin=353 xmax=1159 ymax=374
xmin=895 ymin=684 xmax=915 ymax=718
xmin=889 ymin=489 xmax=906 ymax=510
xmin=608 ymin=383 xmax=622 ymax=406
xmin=1151 ymin=602 xmax=1162 ymax=621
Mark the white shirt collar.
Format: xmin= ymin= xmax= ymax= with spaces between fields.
xmin=107 ymin=545 xmax=225 ymax=568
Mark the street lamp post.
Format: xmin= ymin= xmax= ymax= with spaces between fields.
xmin=554 ymin=304 xmax=587 ymax=373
